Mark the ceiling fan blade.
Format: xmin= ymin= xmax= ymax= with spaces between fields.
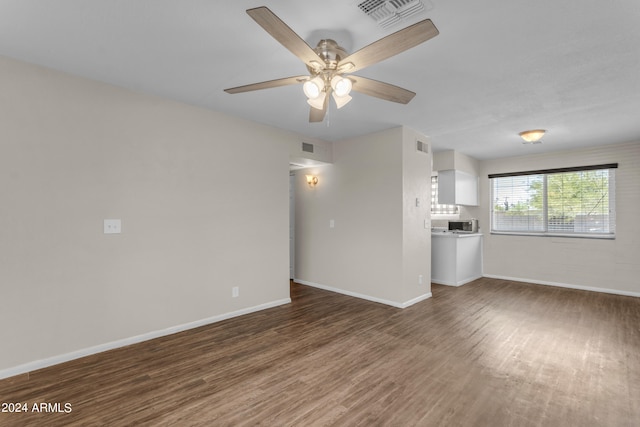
xmin=309 ymin=95 xmax=329 ymax=123
xmin=338 ymin=19 xmax=439 ymax=74
xmin=224 ymin=75 xmax=308 ymax=94
xmin=247 ymin=7 xmax=325 ymax=69
xmin=349 ymin=76 xmax=416 ymax=104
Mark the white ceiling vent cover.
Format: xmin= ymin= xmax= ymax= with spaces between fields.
xmin=358 ymin=0 xmax=431 ymax=29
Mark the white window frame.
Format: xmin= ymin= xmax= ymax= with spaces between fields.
xmin=489 ymin=164 xmax=616 ymax=239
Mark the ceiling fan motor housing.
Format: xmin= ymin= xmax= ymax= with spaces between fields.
xmin=309 ymin=39 xmax=347 ymax=72
xmin=306 ymin=39 xmax=351 ymax=94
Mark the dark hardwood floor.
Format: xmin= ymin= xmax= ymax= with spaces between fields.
xmin=1 ymin=278 xmax=639 ymax=426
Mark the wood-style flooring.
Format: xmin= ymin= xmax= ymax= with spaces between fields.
xmin=1 ymin=278 xmax=639 ymax=426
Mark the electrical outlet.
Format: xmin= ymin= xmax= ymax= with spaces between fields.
xmin=232 ymin=286 xmax=239 ymax=298
xmin=104 ymin=219 xmax=122 ymax=234
xmin=418 ymin=275 xmax=423 ymax=285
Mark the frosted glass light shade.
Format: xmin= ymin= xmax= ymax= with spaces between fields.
xmin=330 ymin=75 xmax=352 ymax=97
xmin=307 ymin=92 xmax=326 ymax=110
xmin=332 ymin=92 xmax=352 ymax=109
xmin=519 ymin=129 xmax=546 ymax=143
xmin=303 ymin=76 xmax=324 ymax=99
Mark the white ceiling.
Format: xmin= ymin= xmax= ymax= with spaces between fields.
xmin=1 ymin=0 xmax=639 ymax=160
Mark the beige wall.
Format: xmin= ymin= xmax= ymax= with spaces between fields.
xmin=401 ymin=127 xmax=432 ymax=303
xmin=479 ymin=142 xmax=640 ymax=295
xmin=294 ymin=127 xmax=431 ymax=307
xmin=3 ymin=52 xmax=636 ymax=378
xmin=0 ymin=56 xmax=294 ymax=374
xmin=288 ymin=136 xmax=333 ymax=166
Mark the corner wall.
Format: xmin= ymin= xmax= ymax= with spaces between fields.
xmin=294 ymin=127 xmax=431 ymax=307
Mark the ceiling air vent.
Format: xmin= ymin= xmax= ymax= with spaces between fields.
xmin=302 ymin=142 xmax=314 ymax=153
xmin=358 ymin=0 xmax=432 ymax=29
xmin=416 ymin=140 xmax=429 ymax=154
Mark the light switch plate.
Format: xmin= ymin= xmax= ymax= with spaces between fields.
xmin=104 ymin=219 xmax=122 ymax=234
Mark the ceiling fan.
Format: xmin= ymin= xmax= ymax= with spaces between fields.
xmin=224 ymin=6 xmax=439 ymax=122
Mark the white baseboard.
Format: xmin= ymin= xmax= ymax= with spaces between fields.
xmin=0 ymin=298 xmax=291 ymax=381
xmin=295 ymin=279 xmax=432 ymax=309
xmin=483 ymin=274 xmax=640 ymax=298
xmin=432 ymin=275 xmax=482 ymax=287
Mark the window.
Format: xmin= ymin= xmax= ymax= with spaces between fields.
xmin=489 ymin=164 xmax=616 ymax=238
xmin=431 ymin=175 xmax=459 ymax=215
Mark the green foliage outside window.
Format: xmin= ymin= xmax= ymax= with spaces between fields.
xmin=491 ymin=167 xmax=614 ymax=235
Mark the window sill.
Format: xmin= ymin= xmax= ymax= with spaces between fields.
xmin=490 ymin=231 xmax=615 ymax=240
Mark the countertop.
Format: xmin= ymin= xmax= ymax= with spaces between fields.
xmin=431 ymin=231 xmax=483 ymax=238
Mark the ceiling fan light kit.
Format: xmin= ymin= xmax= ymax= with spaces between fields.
xmin=307 ymin=92 xmax=327 ymax=110
xmin=303 ymin=73 xmax=353 ymax=109
xmin=332 ymin=92 xmax=353 ymax=109
xmin=223 ymin=6 xmax=439 ymax=123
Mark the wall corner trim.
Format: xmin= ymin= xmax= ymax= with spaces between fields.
xmin=295 ymin=279 xmax=432 ymax=308
xmin=0 ymin=298 xmax=291 ymax=381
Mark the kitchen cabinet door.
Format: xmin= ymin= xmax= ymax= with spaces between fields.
xmin=437 ymin=169 xmax=478 ymax=206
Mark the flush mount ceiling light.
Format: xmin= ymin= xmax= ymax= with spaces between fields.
xmin=519 ymin=129 xmax=546 ymax=144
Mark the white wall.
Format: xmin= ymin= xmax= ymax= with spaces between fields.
xmin=479 ymin=141 xmax=640 ymax=295
xmin=294 ymin=127 xmax=431 ymax=307
xmin=0 ymin=56 xmax=295 ymax=376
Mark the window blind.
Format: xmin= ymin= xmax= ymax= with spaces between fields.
xmin=490 ymin=164 xmax=616 ymax=237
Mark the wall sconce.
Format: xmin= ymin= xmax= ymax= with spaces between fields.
xmin=305 ymin=175 xmax=318 ymax=187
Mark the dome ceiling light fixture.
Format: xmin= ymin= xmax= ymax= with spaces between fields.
xmin=519 ymin=129 xmax=546 ymax=144
xmin=224 ymin=6 xmax=439 ymax=123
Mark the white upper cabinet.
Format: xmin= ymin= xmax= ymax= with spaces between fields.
xmin=437 ymin=169 xmax=479 ymax=206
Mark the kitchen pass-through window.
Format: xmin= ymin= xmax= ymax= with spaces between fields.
xmin=431 ymin=175 xmax=459 ymax=216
